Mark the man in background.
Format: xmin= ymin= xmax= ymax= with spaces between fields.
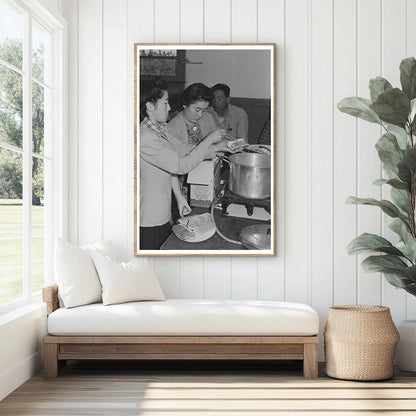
xmin=208 ymin=83 xmax=249 ymax=140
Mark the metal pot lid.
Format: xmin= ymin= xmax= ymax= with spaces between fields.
xmin=239 ymin=224 xmax=271 ymax=250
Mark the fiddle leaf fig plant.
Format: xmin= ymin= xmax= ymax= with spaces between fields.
xmin=337 ymin=57 xmax=416 ymax=297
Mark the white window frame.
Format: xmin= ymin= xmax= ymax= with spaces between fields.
xmin=0 ymin=0 xmax=67 ymax=315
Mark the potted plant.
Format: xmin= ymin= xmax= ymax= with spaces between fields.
xmin=337 ymin=57 xmax=416 ymax=371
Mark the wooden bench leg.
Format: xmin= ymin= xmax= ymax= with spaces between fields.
xmin=44 ymin=343 xmax=59 ymax=379
xmin=303 ymin=343 xmax=318 ymax=379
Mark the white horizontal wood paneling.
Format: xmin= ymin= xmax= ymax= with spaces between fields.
xmin=62 ymin=0 xmax=416 ymax=360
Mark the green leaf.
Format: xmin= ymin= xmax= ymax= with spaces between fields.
xmin=337 ymin=97 xmax=383 ymax=125
xmin=404 ymin=283 xmax=416 ymax=296
xmin=383 ymin=273 xmax=412 ymax=289
xmin=384 ymin=166 xmax=400 ymax=180
xmin=403 ymin=146 xmax=416 ymax=172
xmin=387 ymin=179 xmax=410 ymax=191
xmin=410 ymin=98 xmax=416 ymax=126
xmin=361 ymin=255 xmax=416 ymax=287
xmin=373 ymin=178 xmax=409 ymax=191
xmin=369 ymin=77 xmax=393 ymax=102
xmin=403 ymin=265 xmax=416 ymax=282
xmin=347 ymin=233 xmax=404 ymax=256
xmin=397 ymin=161 xmax=412 ymax=185
xmin=383 ymin=271 xmax=412 ymax=288
xmin=397 ymin=240 xmax=416 ymax=264
xmin=411 ymin=99 xmax=416 ymax=133
xmin=370 ymin=88 xmax=410 ymax=128
xmin=389 ymin=218 xmax=410 ymax=241
xmin=400 ymin=57 xmax=416 ymax=100
xmin=375 ymin=132 xmax=404 ymax=173
xmin=394 ymin=130 xmax=410 ymax=150
xmin=362 ymin=254 xmax=408 ymax=272
xmin=373 ymin=178 xmax=388 ymax=186
xmin=346 ymin=196 xmax=405 ymax=219
xmin=391 ymin=187 xmax=410 ymax=213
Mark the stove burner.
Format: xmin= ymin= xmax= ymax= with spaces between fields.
xmin=216 ymin=184 xmax=271 ymax=216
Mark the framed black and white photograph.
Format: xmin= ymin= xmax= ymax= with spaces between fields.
xmin=134 ymin=44 xmax=275 ymax=256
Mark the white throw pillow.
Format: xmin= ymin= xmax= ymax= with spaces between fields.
xmin=81 ymin=240 xmax=115 ymax=259
xmin=54 ymin=239 xmax=114 ymax=308
xmin=90 ymin=252 xmax=165 ymax=306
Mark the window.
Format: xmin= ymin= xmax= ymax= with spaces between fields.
xmin=139 ymin=49 xmax=186 ymax=114
xmin=0 ymin=0 xmax=65 ymax=312
xmin=140 ymin=49 xmax=185 ymax=81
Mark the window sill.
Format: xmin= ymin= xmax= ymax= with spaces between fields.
xmin=0 ymin=300 xmax=45 ymax=327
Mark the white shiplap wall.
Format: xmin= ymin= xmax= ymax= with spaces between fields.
xmin=61 ymin=0 xmax=416 ymax=356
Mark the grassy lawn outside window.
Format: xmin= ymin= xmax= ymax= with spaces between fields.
xmin=0 ymin=0 xmax=64 ymax=310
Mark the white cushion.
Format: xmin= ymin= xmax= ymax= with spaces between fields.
xmin=54 ymin=239 xmax=114 ymax=308
xmin=90 ymin=253 xmax=165 ymax=306
xmin=47 ymin=299 xmax=319 ymax=336
xmin=81 ymin=240 xmax=115 ymax=259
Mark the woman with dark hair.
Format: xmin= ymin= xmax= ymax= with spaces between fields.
xmin=167 ymin=83 xmax=217 ymax=144
xmin=139 ymin=78 xmax=227 ymax=250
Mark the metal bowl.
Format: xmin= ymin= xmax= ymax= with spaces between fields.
xmin=239 ymin=224 xmax=271 ymax=250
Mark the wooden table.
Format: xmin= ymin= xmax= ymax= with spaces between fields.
xmin=161 ymin=206 xmax=268 ymax=251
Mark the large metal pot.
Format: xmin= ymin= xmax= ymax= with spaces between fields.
xmin=227 ymin=153 xmax=271 ymax=199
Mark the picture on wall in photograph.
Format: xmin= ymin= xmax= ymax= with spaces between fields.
xmin=134 ymin=43 xmax=275 ymax=256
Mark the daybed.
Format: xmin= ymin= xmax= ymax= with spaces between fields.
xmin=42 ymin=284 xmax=319 ymax=379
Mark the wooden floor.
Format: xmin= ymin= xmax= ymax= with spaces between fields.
xmin=1 ymin=360 xmax=416 ymax=415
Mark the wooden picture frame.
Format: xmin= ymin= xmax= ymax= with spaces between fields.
xmin=134 ymin=43 xmax=276 ymax=256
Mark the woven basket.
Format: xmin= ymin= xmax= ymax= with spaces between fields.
xmin=324 ymin=305 xmax=399 ymax=381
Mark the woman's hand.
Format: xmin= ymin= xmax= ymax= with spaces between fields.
xmin=212 ymin=139 xmax=230 ymax=153
xmin=206 ymin=129 xmax=224 ymax=145
xmin=171 ymin=175 xmax=191 ymax=217
xmin=213 ymin=139 xmax=247 ymax=154
xmin=177 ymin=196 xmax=192 ymax=217
xmin=204 ymin=140 xmax=229 ymax=159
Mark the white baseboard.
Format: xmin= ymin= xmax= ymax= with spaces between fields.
xmin=0 ymin=351 xmax=42 ymax=401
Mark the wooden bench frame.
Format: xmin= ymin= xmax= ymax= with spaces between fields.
xmin=43 ymin=285 xmax=319 ymax=379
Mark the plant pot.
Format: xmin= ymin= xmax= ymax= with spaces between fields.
xmin=324 ymin=305 xmax=400 ymax=381
xmin=395 ymin=320 xmax=416 ymax=372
